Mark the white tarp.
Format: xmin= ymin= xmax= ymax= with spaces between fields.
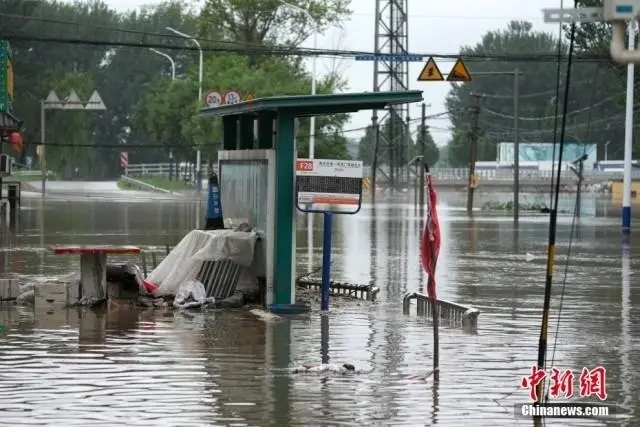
xmin=149 ymin=229 xmax=258 ymax=296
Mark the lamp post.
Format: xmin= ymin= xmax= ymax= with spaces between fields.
xmin=604 ymin=140 xmax=610 ymax=162
xmin=149 ymin=48 xmax=176 ymax=81
xmin=166 ymin=26 xmax=203 ymax=192
xmin=279 ymin=1 xmax=318 ymax=158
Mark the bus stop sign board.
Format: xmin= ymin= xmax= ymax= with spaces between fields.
xmin=295 ymin=159 xmax=364 ymax=214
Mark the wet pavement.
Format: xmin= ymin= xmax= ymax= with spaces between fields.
xmin=0 ymin=192 xmax=638 ymax=426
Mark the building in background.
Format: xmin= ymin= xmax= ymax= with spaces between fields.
xmin=496 ymin=142 xmax=597 ymax=171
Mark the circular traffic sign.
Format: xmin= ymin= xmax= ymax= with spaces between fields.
xmin=223 ymin=90 xmax=241 ymax=105
xmin=204 ymin=90 xmax=222 ymax=107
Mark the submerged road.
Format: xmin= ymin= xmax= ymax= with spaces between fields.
xmin=20 ymin=180 xmax=193 ymax=201
xmin=0 ymin=196 xmax=638 ymax=426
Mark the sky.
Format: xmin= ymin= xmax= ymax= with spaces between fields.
xmin=100 ymin=0 xmax=567 ymax=146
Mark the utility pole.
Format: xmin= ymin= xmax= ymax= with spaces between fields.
xmin=467 ymin=70 xmax=522 ymax=221
xmin=467 ymin=95 xmax=481 ymax=216
xmin=371 ymin=117 xmax=379 ymax=203
xmin=513 ymin=68 xmax=521 ymax=222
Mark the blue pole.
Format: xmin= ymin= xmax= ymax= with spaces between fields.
xmin=321 ymin=212 xmax=333 ymax=311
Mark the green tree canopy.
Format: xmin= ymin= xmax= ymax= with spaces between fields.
xmin=2 ymin=0 xmax=353 ymax=177
xmin=444 ymin=20 xmax=625 ymax=167
xmin=356 ymin=121 xmax=439 ymax=166
xmin=134 ymin=53 xmax=352 ymax=163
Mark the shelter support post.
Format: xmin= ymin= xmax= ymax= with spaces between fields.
xmin=223 ymin=116 xmax=239 ymax=150
xmin=238 ymin=116 xmax=254 ymax=149
xmin=257 ymin=113 xmax=275 ymax=149
xmin=274 ymin=111 xmax=296 ymax=305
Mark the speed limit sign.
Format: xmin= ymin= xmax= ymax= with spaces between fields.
xmin=204 ymin=90 xmax=222 ymax=107
xmin=223 ymin=90 xmax=242 ymax=105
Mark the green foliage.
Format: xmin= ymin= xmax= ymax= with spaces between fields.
xmin=3 ymin=0 xmax=353 ymax=178
xmin=134 ymin=53 xmax=351 ymax=162
xmin=415 ymin=124 xmax=440 ymax=167
xmin=356 ymin=122 xmax=439 ymax=166
xmin=445 ymin=21 xmax=627 ymax=166
xmin=199 ymin=0 xmax=351 ymax=45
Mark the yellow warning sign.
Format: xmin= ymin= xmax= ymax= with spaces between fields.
xmin=417 ymin=57 xmax=444 ymax=81
xmin=244 ymin=93 xmax=255 ymax=101
xmin=447 ymin=58 xmax=472 ymax=82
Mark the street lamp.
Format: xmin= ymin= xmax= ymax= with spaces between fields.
xmin=279 ymin=1 xmax=318 ymax=158
xmin=166 ymin=26 xmax=204 ymax=191
xmin=149 ymin=48 xmax=176 ymax=81
xmin=604 ymin=140 xmax=611 ymax=161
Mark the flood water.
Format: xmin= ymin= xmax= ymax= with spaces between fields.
xmin=0 ymin=191 xmax=639 ymax=426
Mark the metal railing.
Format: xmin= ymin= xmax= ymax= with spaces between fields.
xmin=125 ymin=162 xmax=638 ymax=183
xmin=403 ymin=292 xmax=480 ymax=331
xmin=119 ymin=175 xmax=175 ymax=194
xmin=125 ymin=163 xmax=217 ymax=178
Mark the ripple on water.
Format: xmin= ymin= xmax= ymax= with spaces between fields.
xmin=0 ymin=204 xmax=638 ymax=426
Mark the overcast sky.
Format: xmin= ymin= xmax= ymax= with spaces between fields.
xmin=100 ymin=0 xmax=566 ymax=146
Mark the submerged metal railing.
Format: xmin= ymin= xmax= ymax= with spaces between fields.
xmin=197 ymin=260 xmax=243 ymax=300
xmin=296 ymin=279 xmax=380 ymax=301
xmin=403 ymin=292 xmax=480 ymax=330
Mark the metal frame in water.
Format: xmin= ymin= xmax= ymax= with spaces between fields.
xmin=403 ymin=292 xmax=480 ymax=331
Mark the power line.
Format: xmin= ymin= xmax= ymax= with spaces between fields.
xmin=1 ymin=32 xmax=614 ymax=63
xmin=16 ymin=120 xmax=425 ymax=149
xmin=481 ymin=87 xmax=632 ymax=121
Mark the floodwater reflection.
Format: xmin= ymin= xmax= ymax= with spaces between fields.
xmin=0 ymin=196 xmax=638 ymax=426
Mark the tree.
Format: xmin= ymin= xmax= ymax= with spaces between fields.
xmin=199 ymin=0 xmax=351 ymax=45
xmin=569 ymin=0 xmax=640 ymax=157
xmin=134 ymin=53 xmax=351 ymax=163
xmin=356 ymin=125 xmax=375 ymax=165
xmin=4 ymin=0 xmax=354 ymax=177
xmin=445 ymin=21 xmax=624 ymax=167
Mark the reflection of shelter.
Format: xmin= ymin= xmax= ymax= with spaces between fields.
xmin=199 ymin=91 xmax=422 ymax=305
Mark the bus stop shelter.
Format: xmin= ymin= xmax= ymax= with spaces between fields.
xmin=199 ymin=90 xmax=423 ymax=305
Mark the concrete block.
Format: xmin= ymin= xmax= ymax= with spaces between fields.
xmin=0 ymin=279 xmax=20 ymax=301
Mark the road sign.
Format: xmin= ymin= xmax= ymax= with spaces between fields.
xmin=204 ymin=90 xmax=222 ymax=107
xmin=84 ymin=90 xmax=106 ymax=110
xmin=62 ymin=90 xmax=83 ymax=109
xmin=417 ymin=57 xmax=444 ymax=81
xmin=355 ymin=54 xmax=424 ymax=62
xmin=244 ymin=93 xmax=255 ymax=101
xmin=223 ymin=89 xmax=242 ymax=105
xmin=447 ymin=58 xmax=472 ymax=82
xmin=295 ymin=159 xmax=364 ymax=214
xmin=120 ymin=151 xmax=128 ymax=168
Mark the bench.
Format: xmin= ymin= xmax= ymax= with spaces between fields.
xmin=51 ymin=245 xmax=141 ymax=302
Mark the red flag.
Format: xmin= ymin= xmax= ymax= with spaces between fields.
xmin=421 ymin=174 xmax=441 ymax=299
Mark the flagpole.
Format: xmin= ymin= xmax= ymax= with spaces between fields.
xmin=425 ymin=161 xmax=440 ymax=383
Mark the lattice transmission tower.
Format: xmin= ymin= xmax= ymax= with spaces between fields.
xmin=371 ymin=0 xmax=410 ymax=201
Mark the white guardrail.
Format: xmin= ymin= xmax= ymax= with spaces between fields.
xmin=124 ymin=163 xmax=640 ymax=182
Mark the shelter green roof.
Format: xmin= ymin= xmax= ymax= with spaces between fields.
xmin=199 ymin=90 xmax=423 ymax=118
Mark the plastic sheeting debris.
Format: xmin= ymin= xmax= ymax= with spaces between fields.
xmin=148 ymin=229 xmax=258 ymax=296
xmin=173 ymin=280 xmax=215 ymax=309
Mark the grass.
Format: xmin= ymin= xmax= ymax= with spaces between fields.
xmin=118 ymin=175 xmax=194 ymax=191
